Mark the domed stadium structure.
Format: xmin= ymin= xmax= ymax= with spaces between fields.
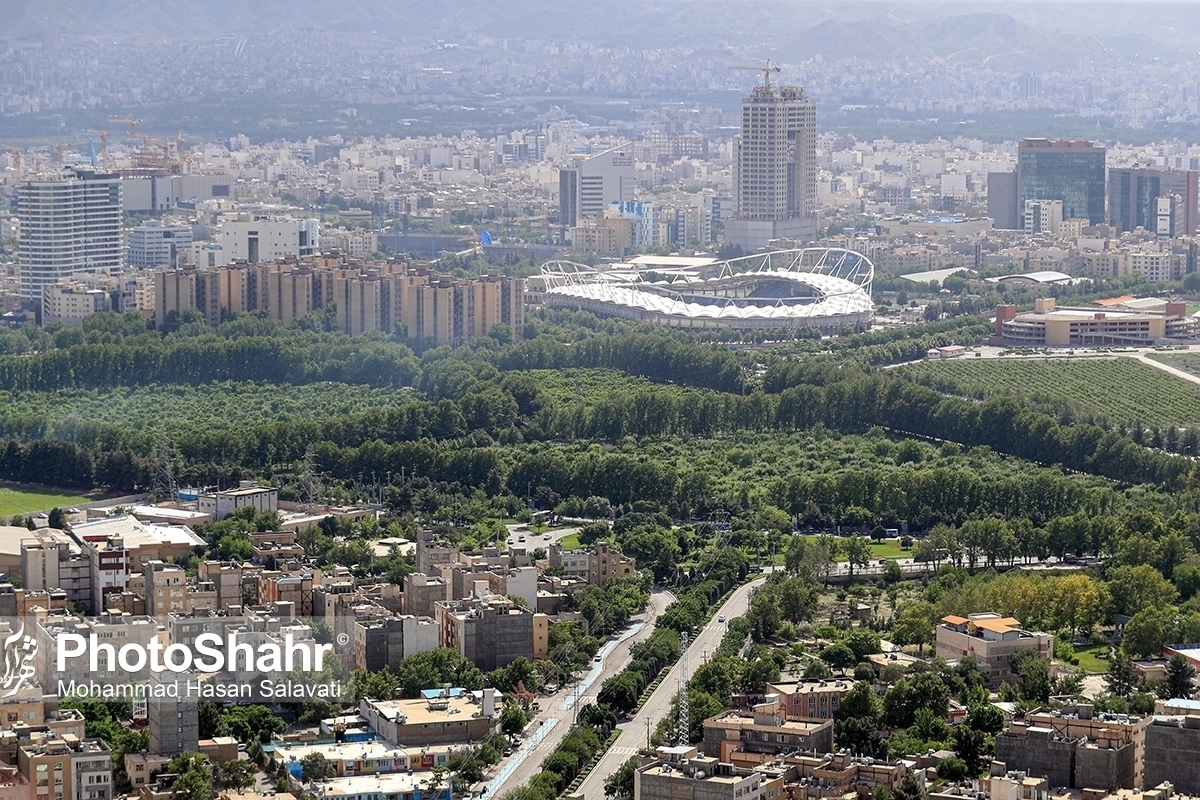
xmin=540 ymin=247 xmax=874 ymax=333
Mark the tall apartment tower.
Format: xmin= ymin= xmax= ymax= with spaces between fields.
xmin=725 ymin=80 xmax=817 ymax=251
xmin=1017 ymin=139 xmax=1106 ymax=225
xmin=17 ymin=168 xmax=123 ymax=310
xmin=558 ymin=145 xmax=636 ymax=230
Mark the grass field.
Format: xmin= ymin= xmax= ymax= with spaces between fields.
xmin=1150 ymin=352 xmax=1200 ymax=380
xmin=1072 ymin=643 xmax=1110 ymax=674
xmin=557 ymin=533 xmax=581 ymax=550
xmin=0 ymin=483 xmax=100 ymax=518
xmin=900 ymin=356 xmax=1200 ymax=427
xmin=802 ymin=535 xmax=911 ymax=561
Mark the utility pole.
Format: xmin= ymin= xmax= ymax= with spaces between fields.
xmin=676 ymin=631 xmax=689 ymax=746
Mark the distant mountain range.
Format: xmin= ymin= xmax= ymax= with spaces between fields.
xmin=773 ymin=11 xmax=1183 ymax=69
xmin=4 ymin=1 xmax=1195 ymax=70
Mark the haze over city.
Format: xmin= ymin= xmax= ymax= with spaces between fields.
xmin=2 ymin=7 xmax=1200 ymax=800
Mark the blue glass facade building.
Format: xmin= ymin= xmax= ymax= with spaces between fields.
xmin=1017 ymin=139 xmax=1106 ymax=225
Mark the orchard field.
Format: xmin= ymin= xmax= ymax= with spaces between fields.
xmin=0 ymin=381 xmax=415 ymax=443
xmin=899 ymin=356 xmax=1200 ymax=428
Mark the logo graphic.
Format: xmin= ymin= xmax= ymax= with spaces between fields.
xmin=0 ymin=624 xmax=36 ymax=698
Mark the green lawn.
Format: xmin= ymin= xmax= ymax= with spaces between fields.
xmin=0 ymin=483 xmax=100 ymax=518
xmin=557 ymin=533 xmax=581 ymax=550
xmin=1072 ymin=643 xmax=1109 ymax=674
xmin=801 ymin=535 xmax=911 ymax=561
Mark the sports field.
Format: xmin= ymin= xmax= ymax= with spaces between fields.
xmin=0 ymin=484 xmax=99 ymax=518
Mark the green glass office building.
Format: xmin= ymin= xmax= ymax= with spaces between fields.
xmin=1017 ymin=139 xmax=1106 ymax=225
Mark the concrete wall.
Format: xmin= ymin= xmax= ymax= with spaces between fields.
xmin=1074 ymin=742 xmax=1135 ymax=791
xmin=1145 ymin=719 xmax=1200 ymax=793
xmin=994 ymin=728 xmax=1075 ymax=789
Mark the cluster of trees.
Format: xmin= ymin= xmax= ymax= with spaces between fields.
xmin=2 ymin=308 xmax=1196 ymax=531
xmin=745 ymin=575 xmax=820 ymax=641
xmin=833 ymin=661 xmax=1004 ymax=778
xmin=902 ymin=518 xmax=1200 ymax=656
xmin=565 ymin=576 xmax=650 ymax=639
xmin=599 ymin=628 xmax=682 ymax=714
xmin=499 ymin=704 xmax=617 ymax=800
xmin=197 ymin=701 xmax=287 ymax=743
xmin=0 ymin=317 xmax=421 ymax=393
xmin=156 ymin=751 xmax=257 ymax=800
xmin=763 ymin=364 xmax=1195 ymax=490
xmin=1098 ymin=651 xmax=1197 ymax=713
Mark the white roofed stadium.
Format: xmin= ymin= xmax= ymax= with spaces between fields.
xmin=540 ymin=247 xmax=874 ymax=333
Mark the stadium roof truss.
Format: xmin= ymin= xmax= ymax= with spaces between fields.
xmin=539 ymin=247 xmax=875 ymax=330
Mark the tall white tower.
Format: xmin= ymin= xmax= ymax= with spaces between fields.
xmin=726 ymin=81 xmax=817 ymax=251
xmin=18 ymin=167 xmax=123 ymax=310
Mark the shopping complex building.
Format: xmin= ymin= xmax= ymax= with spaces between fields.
xmin=992 ymin=297 xmax=1198 ymax=346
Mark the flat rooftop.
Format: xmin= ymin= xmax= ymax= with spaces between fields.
xmin=273 ymin=739 xmax=419 ymax=763
xmin=318 ymin=773 xmax=424 ymax=798
xmin=706 ymin=711 xmax=830 ymax=733
xmin=766 ymin=680 xmax=853 ymax=695
xmin=73 ymin=516 xmax=206 ymax=549
xmin=365 ymin=696 xmax=491 ymax=727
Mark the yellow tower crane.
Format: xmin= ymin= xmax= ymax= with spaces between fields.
xmin=34 ymin=138 xmax=65 ymax=168
xmin=87 ymin=129 xmax=109 ymax=168
xmin=729 ymin=60 xmax=781 ymax=90
xmin=107 ymin=115 xmax=139 ymax=149
xmin=0 ymin=145 xmax=22 ymax=180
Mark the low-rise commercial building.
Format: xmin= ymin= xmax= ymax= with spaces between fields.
xmin=993 ymin=299 xmax=1197 ymax=347
xmin=994 ymin=704 xmax=1149 ymax=789
xmin=355 ymin=692 xmax=499 ymax=747
xmin=701 ymin=696 xmax=834 ymax=762
xmin=305 ymin=772 xmax=450 ymax=800
xmin=18 ymin=736 xmax=112 ymax=800
xmin=635 ymin=745 xmax=784 ymax=800
xmin=197 ymin=483 xmax=278 ymax=521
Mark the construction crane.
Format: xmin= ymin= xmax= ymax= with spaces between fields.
xmin=86 ymin=129 xmax=109 ymax=168
xmin=34 ymin=138 xmax=65 ymax=168
xmin=107 ymin=115 xmax=139 ymax=147
xmin=175 ymin=131 xmax=188 ymax=172
xmin=730 ymin=60 xmax=781 ymax=90
xmin=134 ymin=133 xmax=173 ymax=172
xmin=0 ymin=145 xmax=21 ymax=180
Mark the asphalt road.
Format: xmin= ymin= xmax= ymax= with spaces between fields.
xmin=573 ymin=576 xmax=767 ymax=800
xmin=482 ymin=585 xmax=676 ymax=798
